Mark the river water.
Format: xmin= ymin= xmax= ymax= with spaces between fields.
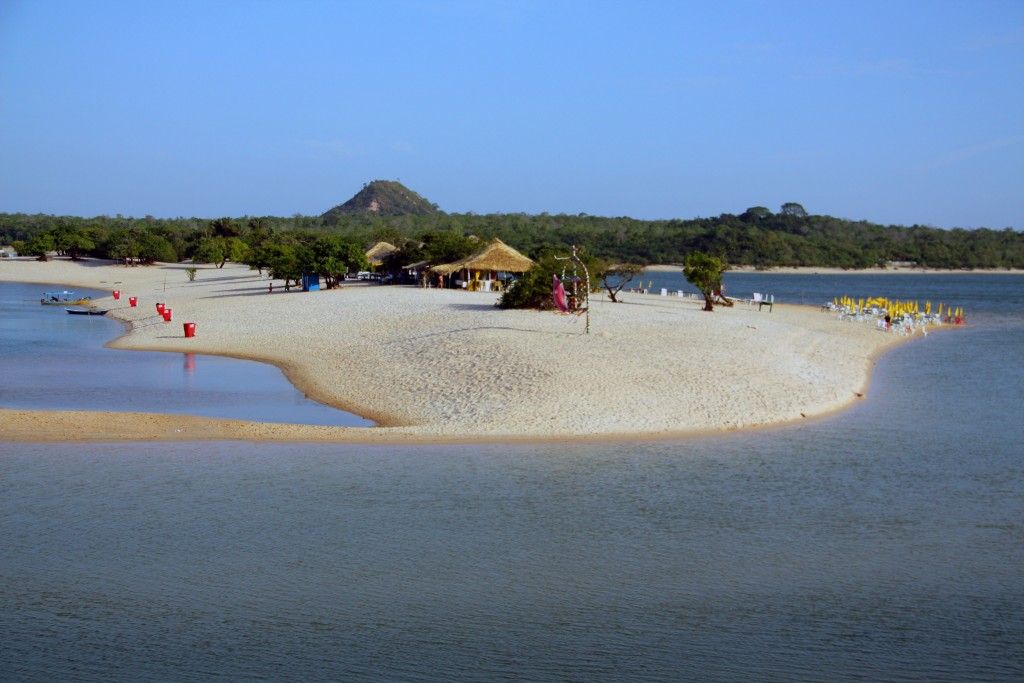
xmin=2 ymin=274 xmax=1022 ymax=681
xmin=0 ymin=282 xmax=371 ymax=426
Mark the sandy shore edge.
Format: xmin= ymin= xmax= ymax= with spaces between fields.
xmin=645 ymin=264 xmax=1024 ymax=275
xmin=0 ymin=258 xmax=945 ymax=444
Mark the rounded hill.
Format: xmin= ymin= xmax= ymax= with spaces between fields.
xmin=321 ymin=180 xmax=440 ymax=224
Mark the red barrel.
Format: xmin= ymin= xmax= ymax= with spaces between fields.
xmin=162 ymin=308 xmax=172 ymax=322
xmin=156 ymin=303 xmax=165 ymax=314
xmin=113 ymin=290 xmax=120 ymax=300
xmin=129 ymin=296 xmax=137 ymax=307
xmin=183 ymin=322 xmax=196 ymax=338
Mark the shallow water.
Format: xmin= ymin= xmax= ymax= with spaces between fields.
xmin=1 ymin=274 xmax=1022 ymax=681
xmin=0 ymin=282 xmax=371 ymax=426
xmin=642 ymin=270 xmax=1024 ymax=324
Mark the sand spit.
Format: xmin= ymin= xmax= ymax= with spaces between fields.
xmin=0 ymin=258 xmax=931 ymax=443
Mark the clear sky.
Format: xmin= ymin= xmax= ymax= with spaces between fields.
xmin=1 ymin=1 xmax=1021 ymax=228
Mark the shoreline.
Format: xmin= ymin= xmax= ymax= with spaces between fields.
xmin=0 ymin=258 xmax=942 ymax=444
xmin=0 ymin=329 xmax=916 ymax=445
xmin=645 ymin=264 xmax=1024 ymax=275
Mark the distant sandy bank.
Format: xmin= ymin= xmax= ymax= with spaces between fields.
xmin=645 ymin=264 xmax=1024 ymax=275
xmin=0 ymin=258 xmax=940 ymax=444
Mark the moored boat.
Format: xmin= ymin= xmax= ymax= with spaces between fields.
xmin=66 ymin=308 xmax=108 ymax=316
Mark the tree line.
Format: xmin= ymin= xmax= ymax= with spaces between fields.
xmin=1 ymin=202 xmax=1022 ymax=270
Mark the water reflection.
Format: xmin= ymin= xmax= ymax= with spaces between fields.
xmin=1 ymin=275 xmax=1022 ymax=680
xmin=0 ymin=282 xmax=372 ymax=427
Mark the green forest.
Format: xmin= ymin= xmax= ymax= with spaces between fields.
xmin=1 ymin=202 xmax=1022 ymax=271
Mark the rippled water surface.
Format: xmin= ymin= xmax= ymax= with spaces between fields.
xmin=2 ymin=274 xmax=1022 ymax=681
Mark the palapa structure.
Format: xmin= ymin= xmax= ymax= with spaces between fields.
xmin=431 ymin=238 xmax=534 ymax=291
xmin=365 ymin=241 xmax=399 ymax=269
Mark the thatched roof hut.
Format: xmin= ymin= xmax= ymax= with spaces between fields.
xmin=430 ymin=262 xmax=462 ymax=276
xmin=433 ymin=238 xmax=534 ymax=275
xmin=365 ymin=241 xmax=398 ymax=267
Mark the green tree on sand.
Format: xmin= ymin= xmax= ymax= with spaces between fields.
xmin=601 ymin=263 xmax=643 ymax=302
xmin=683 ymin=251 xmax=727 ymax=312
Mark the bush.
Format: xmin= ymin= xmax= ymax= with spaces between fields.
xmin=498 ymin=250 xmax=604 ymax=310
xmin=498 ymin=254 xmax=557 ymax=309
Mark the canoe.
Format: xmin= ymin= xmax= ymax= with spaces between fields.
xmin=66 ymin=309 xmax=108 ymax=316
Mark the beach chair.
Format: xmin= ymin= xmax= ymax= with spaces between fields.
xmin=751 ymin=292 xmax=763 ymax=308
xmin=758 ymin=294 xmax=774 ymax=312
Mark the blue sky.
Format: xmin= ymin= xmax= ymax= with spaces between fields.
xmin=1 ymin=1 xmax=1021 ymax=227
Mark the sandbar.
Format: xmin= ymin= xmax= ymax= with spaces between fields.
xmin=0 ymin=258 xmax=935 ymax=443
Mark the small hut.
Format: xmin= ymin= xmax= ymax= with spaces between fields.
xmin=301 ymin=273 xmax=321 ymax=291
xmin=432 ymin=238 xmax=534 ymax=292
xmin=365 ymin=241 xmax=398 ymax=271
xmin=404 ymin=259 xmax=431 ymax=286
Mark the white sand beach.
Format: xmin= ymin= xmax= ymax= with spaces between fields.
xmin=0 ymin=258 xmax=934 ymax=443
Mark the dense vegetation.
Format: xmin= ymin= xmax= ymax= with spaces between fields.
xmin=497 ymin=249 xmax=605 ymax=310
xmin=1 ymin=201 xmax=1022 ymax=270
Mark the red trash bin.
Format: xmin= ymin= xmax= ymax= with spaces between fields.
xmin=184 ymin=322 xmax=196 ymax=338
xmin=129 ymin=296 xmax=137 ymax=307
xmin=156 ymin=303 xmax=165 ymax=314
xmin=113 ymin=290 xmax=120 ymax=300
xmin=162 ymin=308 xmax=172 ymax=322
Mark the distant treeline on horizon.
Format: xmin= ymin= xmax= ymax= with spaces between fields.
xmin=1 ymin=203 xmax=1022 ymax=270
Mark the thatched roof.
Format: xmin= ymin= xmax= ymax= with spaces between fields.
xmin=365 ymin=241 xmax=398 ymax=267
xmin=432 ymin=238 xmax=534 ymax=275
xmin=430 ymin=262 xmax=462 ymax=276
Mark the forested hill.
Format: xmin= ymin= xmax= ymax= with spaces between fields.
xmin=1 ymin=203 xmax=1021 ymax=269
xmin=320 ymin=180 xmax=440 ymax=222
